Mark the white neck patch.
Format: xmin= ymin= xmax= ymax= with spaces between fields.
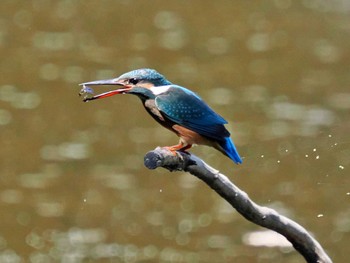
xmin=150 ymin=85 xmax=171 ymax=95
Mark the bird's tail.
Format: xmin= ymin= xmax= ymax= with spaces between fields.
xmin=217 ymin=137 xmax=242 ymax=164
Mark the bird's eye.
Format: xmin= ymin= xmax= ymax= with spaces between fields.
xmin=128 ymin=78 xmax=139 ymax=85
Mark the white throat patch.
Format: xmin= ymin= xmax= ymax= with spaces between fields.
xmin=150 ymin=85 xmax=171 ymax=95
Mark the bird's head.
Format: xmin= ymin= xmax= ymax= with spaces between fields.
xmin=79 ymin=68 xmax=171 ymax=102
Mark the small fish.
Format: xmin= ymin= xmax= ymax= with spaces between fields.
xmin=79 ymin=85 xmax=94 ymax=102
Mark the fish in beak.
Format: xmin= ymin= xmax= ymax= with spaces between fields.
xmin=79 ymin=78 xmax=132 ymax=102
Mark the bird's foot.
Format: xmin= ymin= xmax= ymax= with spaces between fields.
xmin=163 ymin=146 xmax=180 ymax=156
xmin=163 ymin=144 xmax=192 ymax=156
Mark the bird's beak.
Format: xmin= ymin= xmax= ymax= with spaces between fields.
xmin=79 ymin=78 xmax=132 ymax=102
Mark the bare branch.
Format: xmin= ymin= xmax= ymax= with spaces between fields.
xmin=144 ymin=147 xmax=332 ymax=263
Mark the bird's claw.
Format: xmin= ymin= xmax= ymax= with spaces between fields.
xmin=163 ymin=146 xmax=191 ymax=157
xmin=163 ymin=146 xmax=179 ymax=156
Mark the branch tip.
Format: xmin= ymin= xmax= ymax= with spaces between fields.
xmin=143 ymin=147 xmax=332 ymax=263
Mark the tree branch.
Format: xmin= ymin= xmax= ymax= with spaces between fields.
xmin=144 ymin=147 xmax=332 ymax=263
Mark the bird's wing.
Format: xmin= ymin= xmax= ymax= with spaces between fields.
xmin=155 ymin=86 xmax=230 ymax=140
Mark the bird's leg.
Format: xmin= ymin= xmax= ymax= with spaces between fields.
xmin=164 ymin=142 xmax=192 ymax=156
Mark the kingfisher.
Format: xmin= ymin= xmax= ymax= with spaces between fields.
xmin=80 ymin=68 xmax=242 ymax=164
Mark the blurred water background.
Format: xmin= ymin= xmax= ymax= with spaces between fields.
xmin=0 ymin=0 xmax=349 ymax=262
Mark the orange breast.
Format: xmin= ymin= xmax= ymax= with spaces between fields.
xmin=172 ymin=125 xmax=212 ymax=146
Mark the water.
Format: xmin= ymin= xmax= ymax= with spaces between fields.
xmin=0 ymin=1 xmax=349 ymax=262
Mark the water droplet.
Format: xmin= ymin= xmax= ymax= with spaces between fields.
xmin=317 ymin=214 xmax=324 ymax=218
xmin=313 ymin=148 xmax=317 ymax=152
xmin=316 ymin=155 xmax=320 ymax=160
xmin=339 ymin=165 xmax=344 ymax=170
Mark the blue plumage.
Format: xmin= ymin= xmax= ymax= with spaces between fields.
xmin=118 ymin=69 xmax=171 ymax=86
xmin=219 ymin=137 xmax=242 ymax=164
xmin=81 ymin=68 xmax=242 ymax=164
xmin=155 ymin=85 xmax=230 ymax=141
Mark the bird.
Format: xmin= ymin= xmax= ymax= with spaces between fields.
xmin=80 ymin=68 xmax=242 ymax=164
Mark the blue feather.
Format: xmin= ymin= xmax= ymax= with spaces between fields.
xmin=119 ymin=69 xmax=171 ymax=86
xmin=219 ymin=137 xmax=242 ymax=164
xmin=155 ymin=85 xmax=230 ymax=140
